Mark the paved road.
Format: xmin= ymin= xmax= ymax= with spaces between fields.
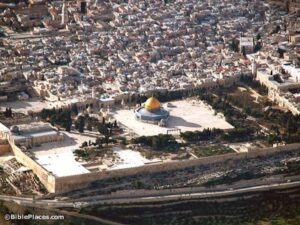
xmin=81 ymin=180 xmax=300 ymax=205
xmin=1 ymin=180 xmax=300 ymax=208
xmin=0 ymin=194 xmax=75 ymax=208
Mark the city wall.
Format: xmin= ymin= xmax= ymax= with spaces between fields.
xmin=54 ymin=143 xmax=300 ymax=194
xmin=8 ymin=138 xmax=56 ymax=193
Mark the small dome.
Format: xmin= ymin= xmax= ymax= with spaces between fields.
xmin=144 ymin=97 xmax=161 ymax=110
xmin=10 ymin=125 xmax=19 ymax=133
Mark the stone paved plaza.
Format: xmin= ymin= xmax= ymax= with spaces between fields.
xmin=113 ymin=100 xmax=234 ymax=136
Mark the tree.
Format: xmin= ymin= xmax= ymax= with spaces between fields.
xmin=95 ymin=137 xmax=103 ymax=148
xmin=133 ymin=134 xmax=177 ymax=151
xmin=254 ymin=42 xmax=262 ymax=52
xmin=278 ymin=48 xmax=284 ymax=58
xmin=81 ymin=141 xmax=88 ymax=148
xmin=4 ymin=107 xmax=12 ymax=118
xmin=65 ymin=120 xmax=72 ymax=132
xmin=242 ymin=46 xmax=246 ymax=57
xmin=97 ymin=123 xmax=109 ymax=135
xmin=273 ymin=25 xmax=280 ymax=34
xmin=75 ymin=116 xmax=85 ymax=133
xmin=256 ymin=33 xmax=261 ymax=40
xmin=104 ymin=135 xmax=109 ymax=145
xmin=9 ymin=108 xmax=12 ymax=117
xmin=4 ymin=108 xmax=8 ymax=117
xmin=40 ymin=107 xmax=56 ymax=120
xmin=228 ymin=39 xmax=239 ymax=52
xmin=113 ymin=120 xmax=118 ymax=128
xmin=60 ymin=109 xmax=72 ymax=131
xmin=86 ymin=122 xmax=93 ymax=131
xmin=152 ymin=136 xmax=159 ymax=149
xmin=71 ymin=104 xmax=78 ymax=116
xmin=50 ymin=114 xmax=56 ymax=126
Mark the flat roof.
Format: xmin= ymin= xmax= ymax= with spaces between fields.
xmin=29 ymin=130 xmax=58 ymax=137
xmin=282 ymin=64 xmax=300 ymax=79
xmin=36 ymin=151 xmax=90 ymax=177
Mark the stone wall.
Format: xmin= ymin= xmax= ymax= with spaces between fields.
xmin=1 ymin=117 xmax=32 ymax=127
xmin=3 ymin=118 xmax=300 ymax=194
xmin=8 ymin=138 xmax=56 ymax=193
xmin=54 ymin=143 xmax=300 ymax=194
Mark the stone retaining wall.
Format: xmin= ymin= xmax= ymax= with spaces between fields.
xmin=53 ymin=143 xmax=300 ymax=194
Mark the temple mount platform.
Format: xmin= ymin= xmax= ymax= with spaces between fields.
xmin=114 ymin=99 xmax=234 ymax=136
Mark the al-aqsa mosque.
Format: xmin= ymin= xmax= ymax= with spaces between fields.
xmin=135 ymin=97 xmax=170 ymax=125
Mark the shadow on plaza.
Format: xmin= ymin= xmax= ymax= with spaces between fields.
xmin=0 ymin=100 xmax=32 ymax=110
xmin=168 ymin=116 xmax=201 ymax=128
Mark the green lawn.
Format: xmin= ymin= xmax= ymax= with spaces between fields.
xmin=192 ymin=144 xmax=234 ymax=157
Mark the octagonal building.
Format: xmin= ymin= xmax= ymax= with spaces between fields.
xmin=135 ymin=97 xmax=169 ymax=124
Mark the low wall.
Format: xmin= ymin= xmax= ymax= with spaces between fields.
xmin=1 ymin=117 xmax=32 ymax=127
xmin=54 ymin=143 xmax=300 ymax=194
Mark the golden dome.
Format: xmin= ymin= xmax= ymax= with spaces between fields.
xmin=144 ymin=97 xmax=161 ymax=110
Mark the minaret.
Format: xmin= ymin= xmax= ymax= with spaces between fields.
xmin=61 ymin=0 xmax=68 ymax=25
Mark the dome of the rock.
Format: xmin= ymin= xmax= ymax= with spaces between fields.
xmin=144 ymin=97 xmax=161 ymax=111
xmin=135 ymin=97 xmax=169 ymax=125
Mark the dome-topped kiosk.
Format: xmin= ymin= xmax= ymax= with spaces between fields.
xmin=135 ymin=97 xmax=169 ymax=125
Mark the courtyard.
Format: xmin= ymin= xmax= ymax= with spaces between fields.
xmin=113 ymin=100 xmax=234 ymax=136
xmin=31 ymin=131 xmax=96 ymax=177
